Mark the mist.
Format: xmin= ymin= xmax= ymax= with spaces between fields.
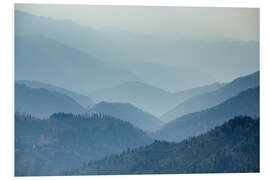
xmin=15 ymin=5 xmax=259 ymax=92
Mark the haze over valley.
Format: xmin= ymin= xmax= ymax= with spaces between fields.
xmin=14 ymin=5 xmax=260 ymax=176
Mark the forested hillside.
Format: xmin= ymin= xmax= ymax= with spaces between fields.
xmin=70 ymin=116 xmax=259 ymax=175
xmin=15 ymin=113 xmax=152 ymax=176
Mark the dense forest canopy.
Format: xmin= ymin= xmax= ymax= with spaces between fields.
xmin=15 ymin=113 xmax=152 ymax=176
xmin=69 ymin=116 xmax=259 ymax=175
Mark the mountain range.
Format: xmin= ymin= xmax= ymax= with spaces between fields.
xmin=16 ymin=80 xmax=94 ymax=108
xmin=15 ymin=35 xmax=139 ymax=94
xmin=89 ymin=102 xmax=163 ymax=132
xmin=161 ymin=71 xmax=259 ymax=122
xmin=69 ymin=116 xmax=259 ymax=175
xmin=15 ymin=113 xmax=152 ymax=176
xmin=154 ymin=86 xmax=259 ymax=142
xmin=15 ymin=83 xmax=85 ymax=117
xmin=15 ymin=10 xmax=259 ymax=92
xmin=120 ymin=63 xmax=217 ymax=92
xmin=91 ymin=81 xmax=223 ymax=116
xmin=14 ymin=8 xmax=260 ymax=176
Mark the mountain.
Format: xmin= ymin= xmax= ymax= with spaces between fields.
xmin=15 ymin=10 xmax=110 ymax=63
xmin=89 ymin=102 xmax=163 ymax=132
xmin=91 ymin=81 xmax=172 ymax=116
xmin=161 ymin=71 xmax=259 ymax=122
xmin=15 ymin=10 xmax=259 ymax=92
xmin=69 ymin=116 xmax=259 ymax=175
xmin=172 ymin=82 xmax=225 ymax=103
xmin=154 ymin=87 xmax=259 ymax=142
xmin=15 ymin=9 xmax=216 ymax=92
xmin=15 ymin=35 xmax=139 ymax=94
xmin=120 ymin=63 xmax=217 ymax=92
xmin=15 ymin=113 xmax=152 ymax=176
xmin=15 ymin=84 xmax=85 ymax=117
xmin=16 ymin=80 xmax=94 ymax=108
xmin=91 ymin=81 xmax=223 ymax=117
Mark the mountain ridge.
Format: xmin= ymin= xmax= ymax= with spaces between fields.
xmin=15 ymin=113 xmax=153 ymax=176
xmin=89 ymin=101 xmax=163 ymax=132
xmin=15 ymin=35 xmax=139 ymax=93
xmin=15 ymin=10 xmax=259 ymax=92
xmin=16 ymin=80 xmax=94 ymax=108
xmin=91 ymin=81 xmax=224 ymax=117
xmin=161 ymin=71 xmax=259 ymax=122
xmin=154 ymin=86 xmax=259 ymax=142
xmin=15 ymin=83 xmax=86 ymax=118
xmin=69 ymin=116 xmax=259 ymax=175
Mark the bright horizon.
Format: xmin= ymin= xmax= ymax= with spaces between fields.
xmin=15 ymin=4 xmax=259 ymax=42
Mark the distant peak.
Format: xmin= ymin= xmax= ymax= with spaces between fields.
xmin=117 ymin=81 xmax=167 ymax=92
xmin=95 ymin=101 xmax=132 ymax=107
xmin=120 ymin=81 xmax=146 ymax=86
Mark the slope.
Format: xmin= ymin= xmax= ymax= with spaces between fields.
xmin=161 ymin=71 xmax=259 ymax=122
xmin=15 ymin=83 xmax=85 ymax=117
xmin=15 ymin=35 xmax=139 ymax=93
xmin=15 ymin=113 xmax=152 ymax=176
xmin=154 ymin=87 xmax=259 ymax=142
xmin=16 ymin=80 xmax=94 ymax=108
xmin=71 ymin=116 xmax=259 ymax=175
xmin=15 ymin=10 xmax=259 ymax=92
xmin=89 ymin=102 xmax=163 ymax=132
xmin=91 ymin=81 xmax=223 ymax=117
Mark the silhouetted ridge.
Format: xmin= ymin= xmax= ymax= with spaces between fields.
xmin=15 ymin=113 xmax=152 ymax=176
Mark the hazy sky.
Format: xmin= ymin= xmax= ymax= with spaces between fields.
xmin=15 ymin=4 xmax=259 ymax=41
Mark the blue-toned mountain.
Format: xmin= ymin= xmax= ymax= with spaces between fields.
xmin=161 ymin=71 xmax=259 ymax=122
xmin=15 ymin=84 xmax=85 ymax=117
xmin=15 ymin=35 xmax=139 ymax=93
xmin=90 ymin=102 xmax=163 ymax=132
xmin=16 ymin=80 xmax=94 ymax=108
xmin=154 ymin=86 xmax=259 ymax=142
xmin=69 ymin=116 xmax=259 ymax=175
xmin=15 ymin=113 xmax=152 ymax=176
